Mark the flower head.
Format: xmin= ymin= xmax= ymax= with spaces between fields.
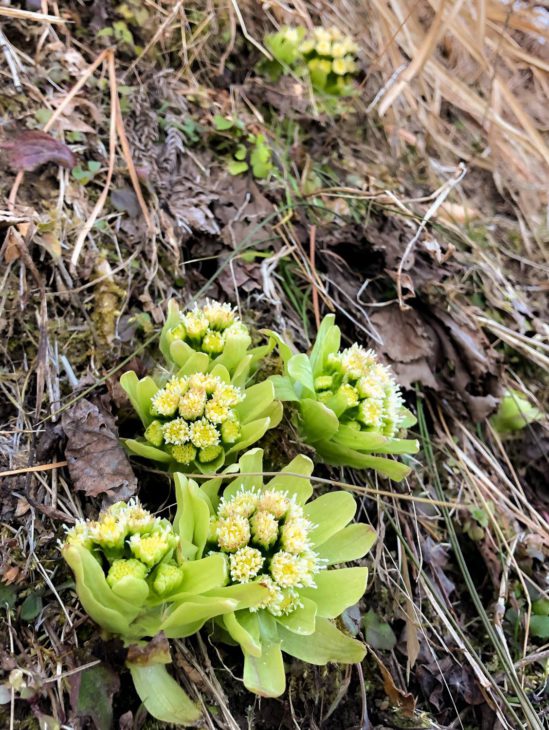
xmin=167 ymin=300 xmax=248 ymax=356
xmin=229 ymin=546 xmax=264 ymax=583
xmin=206 ymin=484 xmax=321 ymax=616
xmin=106 ymin=558 xmax=148 ymax=588
xmin=152 ymin=562 xmax=184 ymax=595
xmin=129 ymin=529 xmax=176 ymax=567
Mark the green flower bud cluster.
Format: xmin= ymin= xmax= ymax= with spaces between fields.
xmin=208 ymin=487 xmax=323 ymax=617
xmin=271 ymin=314 xmax=419 ymax=480
xmin=65 ymin=499 xmax=183 ymax=598
xmin=318 ymin=343 xmax=404 ymax=437
xmin=145 ymin=373 xmax=244 ymax=466
xmin=167 ymin=300 xmax=248 ymax=357
xmin=263 ymin=25 xmax=359 ymax=96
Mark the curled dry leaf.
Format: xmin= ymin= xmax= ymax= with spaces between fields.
xmin=62 ymin=399 xmax=137 ymax=501
xmin=0 ymin=130 xmax=76 ymax=172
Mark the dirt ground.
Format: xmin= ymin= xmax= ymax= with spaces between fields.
xmin=0 ymin=1 xmax=548 ymax=729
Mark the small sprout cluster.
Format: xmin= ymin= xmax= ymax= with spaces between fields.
xmin=146 ymin=373 xmax=243 ymax=465
xmin=318 ymin=343 xmax=404 ymax=437
xmin=166 ymin=300 xmax=248 ymax=357
xmin=65 ymin=499 xmax=183 ymax=597
xmin=209 ymin=487 xmax=323 ymax=616
xmin=263 ymin=25 xmax=359 ymax=96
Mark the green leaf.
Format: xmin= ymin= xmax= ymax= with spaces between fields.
xmin=270 ymin=375 xmax=299 ymax=401
xmin=265 ymin=453 xmax=314 ymax=504
xmin=76 ymin=663 xmax=119 ymax=730
xmin=250 ymin=137 xmax=272 ymax=179
xmin=158 ymin=299 xmax=181 ymax=362
xmin=110 ymin=575 xmax=149 ymax=605
xmin=533 ymin=598 xmax=549 ymax=616
xmin=331 ymin=426 xmax=388 ymax=452
xmin=177 ymin=554 xmax=227 ymax=595
xmin=362 ymin=610 xmax=397 ymax=651
xmin=316 ymin=524 xmax=377 ymax=565
xmin=529 ymin=615 xmax=549 ymax=639
xmin=304 ymin=491 xmax=357 ymax=547
xmin=315 ymin=440 xmax=412 ymax=480
xmin=128 ymin=663 xmax=201 ymax=726
xmin=373 ymin=437 xmax=419 ymax=455
xmin=175 ymin=350 xmax=210 ymax=376
xmin=227 ymin=160 xmax=249 ymax=176
xmin=491 ymin=389 xmax=543 ymax=435
xmin=300 ymin=399 xmax=340 ymax=443
xmin=87 ymin=160 xmax=101 ymax=173
xmin=123 ymin=439 xmax=172 ymax=463
xmin=119 ymin=372 xmax=159 ymax=426
xmin=287 ymin=353 xmax=315 ymax=396
xmin=174 ymin=475 xmax=211 ymax=558
xmin=214 ymin=332 xmax=252 ymax=374
xmin=222 ymin=611 xmax=262 ymax=657
xmin=0 ymin=583 xmax=16 ymax=610
xmin=213 ymin=114 xmax=234 ymax=131
xmin=63 ymin=545 xmax=137 ymax=635
xmin=279 ymin=617 xmax=366 ymax=665
xmin=299 ymin=568 xmax=368 ymax=618
xmin=227 ymin=417 xmax=272 ymax=454
xmin=159 ymin=597 xmax=239 ymax=638
xmin=224 ymin=448 xmax=264 ymax=497
xmin=20 ymin=592 xmax=43 ymax=621
xmin=159 ymin=299 xmax=181 ymax=362
xmin=243 ymin=639 xmax=285 ymax=698
xmin=236 ymin=381 xmax=275 ymax=423
xmin=309 ymin=315 xmax=340 ymax=376
xmin=399 ymin=407 xmax=417 ymax=429
xmin=275 ymin=597 xmax=317 ymax=635
xmin=243 ymin=613 xmax=286 ymax=697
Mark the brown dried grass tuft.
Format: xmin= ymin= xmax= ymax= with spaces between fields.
xmin=261 ymin=0 xmax=549 ymax=228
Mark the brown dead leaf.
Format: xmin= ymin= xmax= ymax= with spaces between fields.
xmin=370 ymin=649 xmax=416 ymax=716
xmin=127 ymin=633 xmax=171 ymax=667
xmin=1 ymin=130 xmax=76 ymax=171
xmin=2 ymin=226 xmax=24 ymax=263
xmin=62 ymin=399 xmax=137 ymax=501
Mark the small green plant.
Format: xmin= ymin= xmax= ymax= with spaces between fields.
xmin=262 ymin=25 xmax=359 ymax=97
xmin=159 ymin=299 xmax=272 ymax=379
xmin=62 ymin=499 xmax=267 ymax=725
xmin=271 ymin=315 xmax=419 ymax=480
xmin=213 ymin=114 xmax=273 ymax=179
xmin=490 ymin=389 xmax=543 ymax=435
xmin=175 ymin=448 xmax=376 ymax=697
xmin=72 ymin=160 xmax=101 ymax=185
xmin=121 ymin=369 xmax=282 ymax=472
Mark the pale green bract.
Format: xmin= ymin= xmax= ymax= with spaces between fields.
xmin=120 ymin=363 xmax=282 ymax=473
xmin=270 ymin=314 xmax=419 ymax=480
xmin=61 ymin=499 xmax=268 ymax=726
xmin=174 ymin=448 xmax=377 ymax=697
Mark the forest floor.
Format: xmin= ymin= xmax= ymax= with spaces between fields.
xmin=0 ymin=1 xmax=548 ymax=729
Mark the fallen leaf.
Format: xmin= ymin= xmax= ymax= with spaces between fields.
xmin=62 ymin=399 xmax=137 ymax=501
xmin=370 ymin=649 xmax=416 ymax=716
xmin=1 ymin=130 xmax=76 ymax=171
xmin=70 ymin=663 xmax=120 ymax=730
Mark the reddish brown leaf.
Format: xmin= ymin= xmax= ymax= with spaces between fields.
xmin=370 ymin=649 xmax=416 ymax=716
xmin=62 ymin=399 xmax=137 ymax=501
xmin=1 ymin=130 xmax=76 ymax=171
xmin=127 ymin=633 xmax=171 ymax=667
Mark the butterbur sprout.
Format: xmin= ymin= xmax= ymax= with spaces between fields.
xmin=62 ymin=499 xmax=268 ymax=726
xmin=263 ymin=25 xmax=359 ymax=96
xmin=270 ymin=314 xmax=419 ymax=480
xmin=173 ymin=448 xmax=377 ymax=697
xmin=158 ymin=299 xmax=273 ymax=381
xmin=121 ymin=365 xmax=282 ymax=473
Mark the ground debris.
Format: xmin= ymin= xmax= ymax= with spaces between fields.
xmin=62 ymin=398 xmax=137 ymax=502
